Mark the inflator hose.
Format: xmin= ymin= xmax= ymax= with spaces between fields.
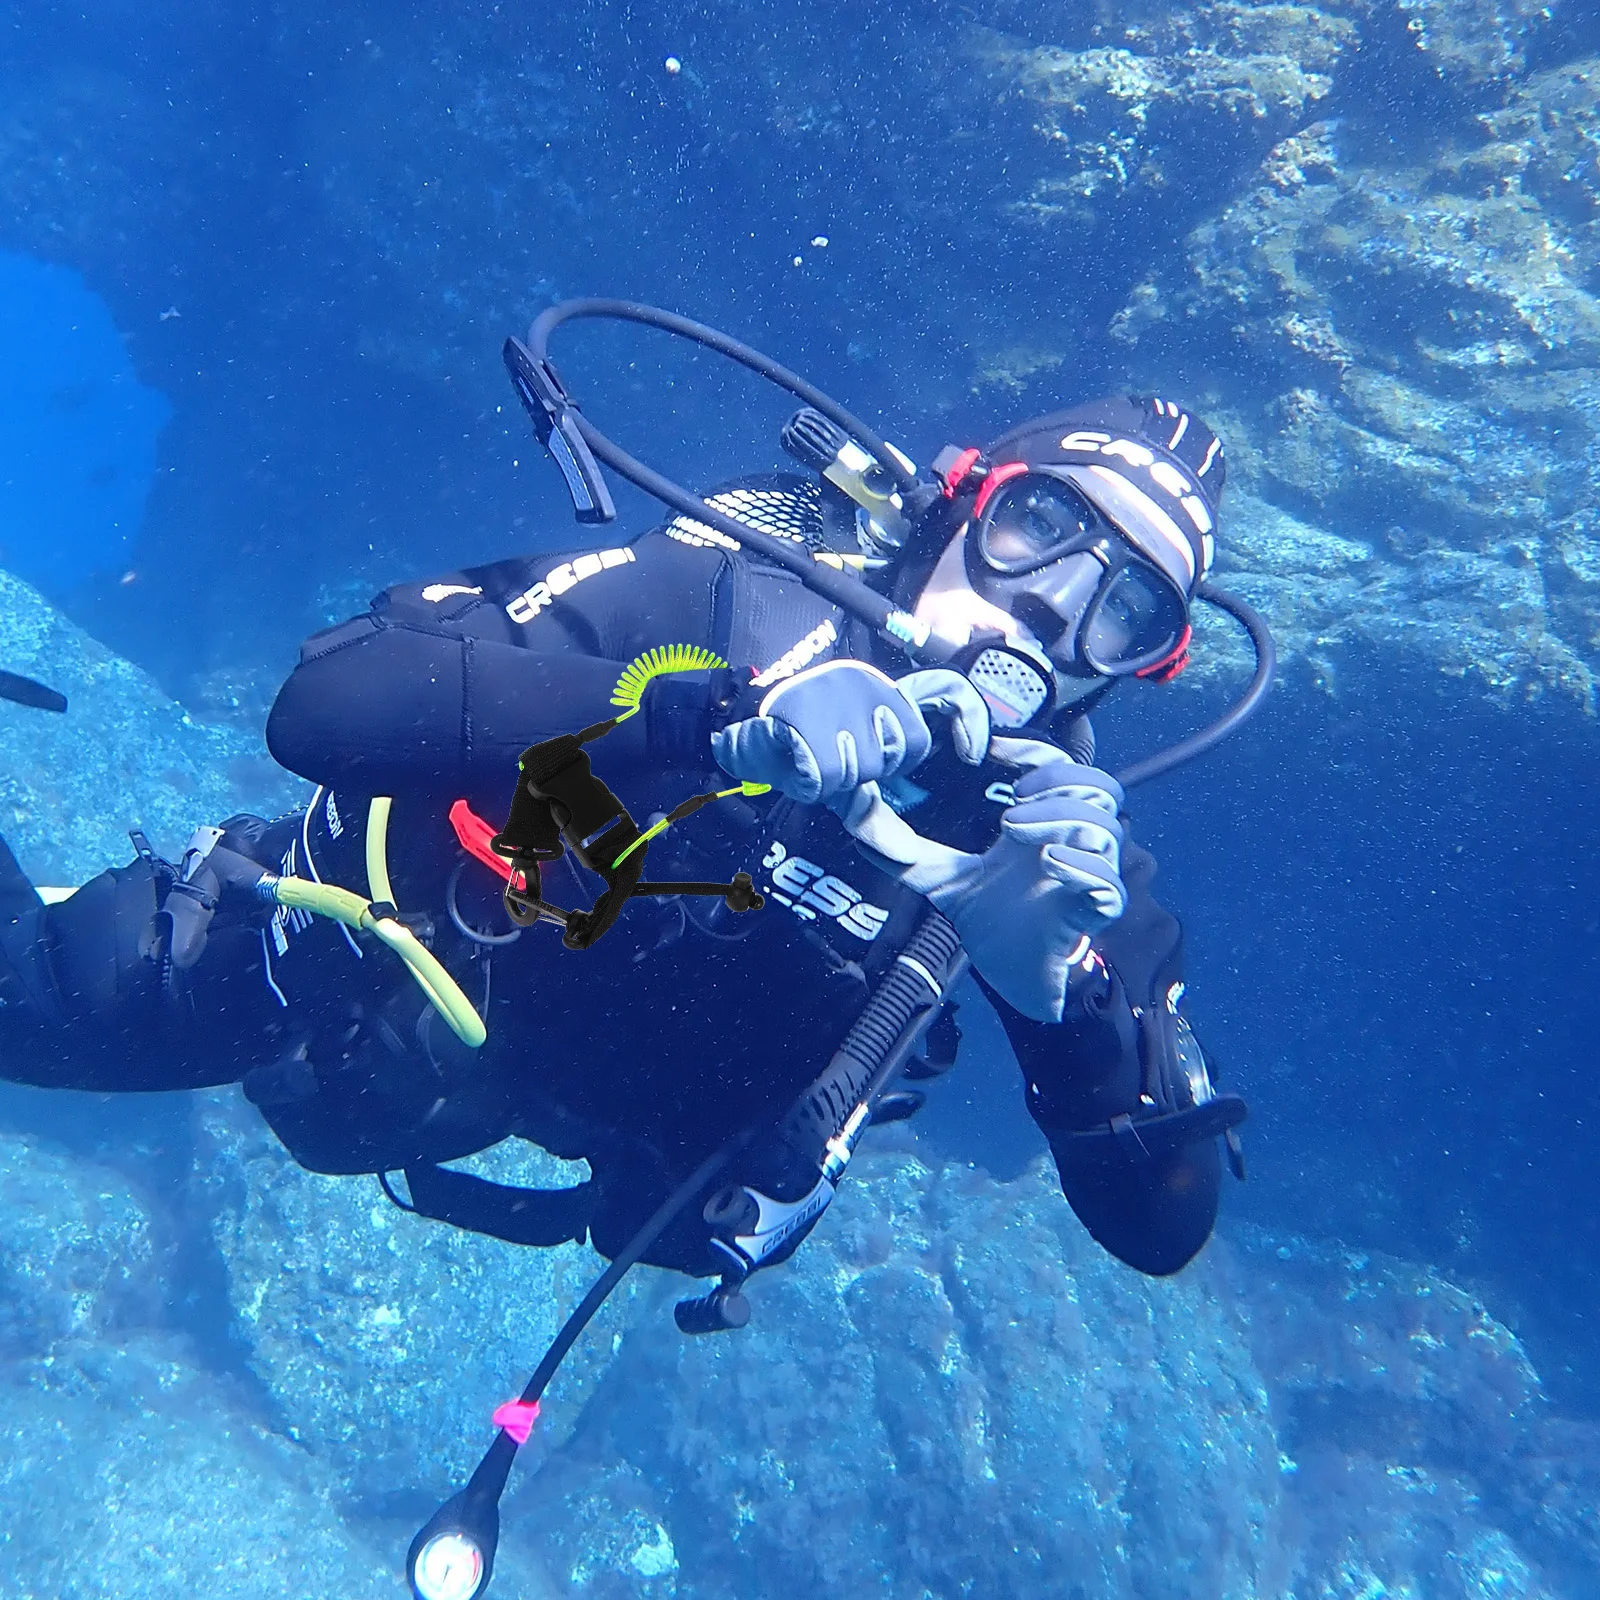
xmin=1113 ymin=584 xmax=1276 ymax=791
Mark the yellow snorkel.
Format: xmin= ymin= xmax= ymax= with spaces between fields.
xmin=259 ymin=796 xmax=487 ymax=1049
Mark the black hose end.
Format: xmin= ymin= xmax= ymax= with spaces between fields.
xmin=869 ymin=1088 xmax=926 ymax=1126
xmin=724 ymin=872 xmax=763 ymax=913
xmin=408 ymin=1488 xmax=500 ymax=1600
xmin=675 ymin=1284 xmax=752 ymax=1335
xmin=781 ymin=406 xmax=849 ymax=473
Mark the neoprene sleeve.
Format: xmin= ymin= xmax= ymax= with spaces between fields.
xmin=267 ymin=617 xmax=662 ymax=795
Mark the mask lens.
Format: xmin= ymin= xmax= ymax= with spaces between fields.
xmin=1083 ymin=563 xmax=1187 ymax=670
xmin=979 ymin=479 xmax=1095 ymax=573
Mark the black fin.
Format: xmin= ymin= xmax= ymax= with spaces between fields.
xmin=0 ymin=670 xmax=66 ymax=713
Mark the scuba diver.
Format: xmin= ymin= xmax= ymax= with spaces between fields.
xmin=0 ymin=303 xmax=1269 ymax=1600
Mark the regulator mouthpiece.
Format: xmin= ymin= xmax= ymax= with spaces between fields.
xmin=409 ymin=1489 xmax=500 ymax=1600
xmin=957 ymin=636 xmax=1057 ymax=730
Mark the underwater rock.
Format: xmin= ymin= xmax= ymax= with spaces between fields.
xmin=980 ymin=4 xmax=1357 ymax=224
xmin=1229 ymin=1227 xmax=1600 ymax=1590
xmin=195 ymin=1088 xmax=646 ymax=1499
xmin=539 ymin=1152 xmax=1281 ymax=1600
xmin=0 ymin=1114 xmax=1587 ymax=1597
xmin=0 ymin=1129 xmax=153 ymax=1359
xmin=1113 ymin=66 xmax=1600 ymax=709
xmin=505 ymin=1153 xmax=1587 ymax=1600
xmin=1186 ymin=488 xmax=1597 ymax=706
xmin=0 ymin=565 xmax=305 ymax=886
xmin=0 ymin=1129 xmax=400 ymax=1598
xmin=1397 ymin=0 xmax=1557 ymax=88
xmin=0 ymin=1339 xmax=400 ymax=1599
xmin=1222 ymin=1227 xmax=1561 ymax=1598
xmin=0 ymin=251 xmax=171 ymax=595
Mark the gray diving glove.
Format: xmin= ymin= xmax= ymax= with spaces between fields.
xmin=713 ymin=661 xmax=990 ymax=805
xmin=835 ymin=737 xmax=1127 ymax=1023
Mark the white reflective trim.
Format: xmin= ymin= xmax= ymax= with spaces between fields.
xmin=259 ymin=928 xmax=289 ymax=1008
xmin=1181 ymin=493 xmax=1214 ymax=535
xmin=1076 ymin=465 xmax=1197 ymax=586
xmin=1149 ymin=460 xmax=1190 ymax=497
xmin=883 ymin=609 xmax=932 ymax=647
xmin=1201 ymin=531 xmax=1216 ymax=572
xmin=758 ymin=656 xmax=895 ymax=718
xmin=1198 ymin=436 xmax=1222 ymax=477
xmin=1100 ymin=439 xmax=1156 ymax=469
xmin=1167 ymin=413 xmax=1189 ymax=450
xmin=829 ymin=1102 xmax=872 ymax=1161
xmin=303 ymin=786 xmax=363 ymax=960
xmin=895 ymin=953 xmax=944 ymax=999
xmin=1059 ymin=429 xmax=1113 ymax=452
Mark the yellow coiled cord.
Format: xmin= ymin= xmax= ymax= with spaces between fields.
xmin=611 ymin=643 xmax=727 ymax=719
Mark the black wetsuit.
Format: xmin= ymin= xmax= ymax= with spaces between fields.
xmin=0 ymin=478 xmax=1234 ymax=1277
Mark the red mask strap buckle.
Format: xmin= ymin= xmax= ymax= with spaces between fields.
xmin=1135 ymin=624 xmax=1193 ymax=683
xmin=970 ymin=460 xmax=1030 ymax=521
xmin=934 ymin=445 xmax=983 ymax=499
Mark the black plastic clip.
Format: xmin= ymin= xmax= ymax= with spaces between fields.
xmin=674 ymin=1280 xmax=752 ymax=1335
xmin=128 ymin=829 xmax=177 ymax=884
xmin=503 ymin=337 xmax=616 ymax=525
xmin=723 ymin=872 xmax=763 ymax=913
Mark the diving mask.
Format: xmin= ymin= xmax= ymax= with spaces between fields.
xmin=967 ymin=465 xmax=1194 ymax=681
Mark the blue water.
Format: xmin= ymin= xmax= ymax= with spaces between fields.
xmin=0 ymin=251 xmax=169 ymax=593
xmin=2 ymin=2 xmax=1598 ymax=1596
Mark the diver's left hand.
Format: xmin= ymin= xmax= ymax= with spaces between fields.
xmin=713 ymin=662 xmax=989 ymax=805
xmin=835 ymin=744 xmax=1127 ymax=1022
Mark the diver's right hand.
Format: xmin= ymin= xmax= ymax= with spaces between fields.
xmin=712 ymin=661 xmax=989 ymax=805
xmin=834 ymin=747 xmax=1127 ymax=1023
